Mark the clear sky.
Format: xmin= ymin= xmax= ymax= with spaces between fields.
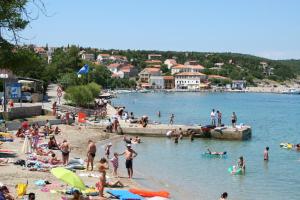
xmin=22 ymin=0 xmax=300 ymax=59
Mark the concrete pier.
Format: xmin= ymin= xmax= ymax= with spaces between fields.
xmin=107 ymin=104 xmax=252 ymax=141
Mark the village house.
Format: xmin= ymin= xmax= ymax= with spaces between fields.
xmin=171 ymin=64 xmax=205 ymax=75
xmin=231 ymin=80 xmax=247 ymax=90
xmin=139 ymin=68 xmax=162 ymax=83
xmin=175 ymin=72 xmax=207 ymax=90
xmin=163 ymin=76 xmax=175 ymax=89
xmin=107 ymin=63 xmax=137 ymax=79
xmin=119 ymin=64 xmax=138 ymax=78
xmin=148 ymin=54 xmax=162 ymax=60
xmin=149 ymin=76 xmax=164 ymax=89
xmin=260 ymin=62 xmax=274 ymax=76
xmin=81 ymin=53 xmax=95 ymax=62
xmin=164 ymin=59 xmax=177 ymax=69
xmin=97 ymin=53 xmax=110 ymax=62
xmin=145 ymin=60 xmax=162 ymax=65
xmin=109 ymin=55 xmax=128 ymax=63
xmin=34 ymin=47 xmax=47 ymax=59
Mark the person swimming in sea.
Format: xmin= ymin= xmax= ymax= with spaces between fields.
xmin=207 ymin=148 xmax=227 ymax=155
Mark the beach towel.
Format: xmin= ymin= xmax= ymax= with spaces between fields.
xmin=17 ymin=183 xmax=28 ymax=197
xmin=107 ymin=189 xmax=144 ymax=200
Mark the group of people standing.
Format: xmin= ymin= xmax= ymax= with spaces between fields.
xmin=210 ymin=109 xmax=237 ymax=127
xmin=86 ymin=139 xmax=138 ymax=198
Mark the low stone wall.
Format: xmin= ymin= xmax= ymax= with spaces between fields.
xmin=6 ymin=118 xmax=75 ymax=131
xmin=3 ymin=106 xmax=42 ymax=120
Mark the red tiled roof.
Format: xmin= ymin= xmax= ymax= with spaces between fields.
xmin=175 ymin=72 xmax=206 ymax=76
xmin=148 ymin=65 xmax=161 ymax=68
xmin=145 ymin=60 xmax=162 ymax=64
xmin=120 ymin=68 xmax=130 ymax=73
xmin=145 ymin=68 xmax=161 ymax=73
xmin=107 ymin=63 xmax=120 ymax=68
xmin=208 ymin=75 xmax=229 ymax=79
xmin=111 ymin=73 xmax=120 ymax=78
xmin=172 ymin=64 xmax=186 ymax=69
xmin=99 ymin=53 xmax=110 ymax=57
xmin=186 ymin=64 xmax=205 ymax=69
xmin=163 ymin=76 xmax=174 ymax=80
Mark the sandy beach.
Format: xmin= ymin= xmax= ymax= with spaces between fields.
xmin=0 ymin=124 xmax=142 ymax=199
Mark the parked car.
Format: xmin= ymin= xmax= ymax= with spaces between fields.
xmin=20 ymin=92 xmax=33 ymax=103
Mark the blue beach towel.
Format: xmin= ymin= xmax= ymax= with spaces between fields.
xmin=106 ymin=189 xmax=144 ymax=200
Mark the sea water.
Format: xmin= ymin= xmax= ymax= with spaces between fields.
xmin=108 ymin=92 xmax=300 ymax=200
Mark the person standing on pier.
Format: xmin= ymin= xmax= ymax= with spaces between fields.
xmin=217 ymin=110 xmax=222 ymax=127
xmin=231 ymin=112 xmax=237 ymax=128
xmin=210 ymin=109 xmax=216 ymax=126
xmin=169 ymin=114 xmax=175 ymax=125
xmin=119 ymin=144 xmax=138 ymax=178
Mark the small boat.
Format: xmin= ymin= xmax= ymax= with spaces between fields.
xmin=281 ymin=88 xmax=300 ymax=95
xmin=139 ymin=89 xmax=151 ymax=93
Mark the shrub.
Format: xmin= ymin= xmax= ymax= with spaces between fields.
xmin=87 ymin=82 xmax=101 ymax=97
xmin=64 ymin=83 xmax=101 ymax=107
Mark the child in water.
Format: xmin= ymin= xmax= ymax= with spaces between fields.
xmin=110 ymin=153 xmax=119 ymax=177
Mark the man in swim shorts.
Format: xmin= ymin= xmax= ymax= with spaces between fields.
xmin=119 ymin=144 xmax=138 ymax=178
xmin=60 ymin=139 xmax=70 ymax=165
xmin=87 ymin=140 xmax=97 ymax=171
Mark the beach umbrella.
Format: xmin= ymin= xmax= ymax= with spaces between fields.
xmin=50 ymin=167 xmax=86 ymax=190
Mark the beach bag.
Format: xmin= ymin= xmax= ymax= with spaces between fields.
xmin=17 ymin=183 xmax=28 ymax=197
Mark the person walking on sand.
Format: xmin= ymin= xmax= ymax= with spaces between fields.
xmin=87 ymin=140 xmax=96 ymax=171
xmin=169 ymin=114 xmax=175 ymax=125
xmin=119 ymin=144 xmax=138 ymax=178
xmin=60 ymin=139 xmax=70 ymax=165
xmin=264 ymin=147 xmax=269 ymax=161
xmin=231 ymin=112 xmax=237 ymax=128
xmin=217 ymin=110 xmax=222 ymax=127
xmin=105 ymin=143 xmax=112 ymax=159
xmin=210 ymin=109 xmax=216 ymax=126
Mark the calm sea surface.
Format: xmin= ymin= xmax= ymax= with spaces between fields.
xmin=107 ymin=92 xmax=300 ymax=200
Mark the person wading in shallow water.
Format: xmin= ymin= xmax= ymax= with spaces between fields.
xmin=118 ymin=144 xmax=138 ymax=178
xmin=264 ymin=146 xmax=269 ymax=161
xmin=169 ymin=114 xmax=175 ymax=125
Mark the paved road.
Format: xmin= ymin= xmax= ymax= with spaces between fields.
xmin=12 ymin=83 xmax=65 ymax=112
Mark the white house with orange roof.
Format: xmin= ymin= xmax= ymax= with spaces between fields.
xmin=164 ymin=59 xmax=177 ymax=69
xmin=139 ymin=68 xmax=162 ymax=83
xmin=171 ymin=64 xmax=205 ymax=75
xmin=97 ymin=53 xmax=110 ymax=62
xmin=175 ymin=72 xmax=207 ymax=89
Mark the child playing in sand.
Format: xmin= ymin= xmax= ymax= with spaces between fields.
xmin=110 ymin=153 xmax=119 ymax=177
